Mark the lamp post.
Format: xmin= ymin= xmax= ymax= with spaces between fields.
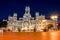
xmin=50 ymin=14 xmax=58 ymax=30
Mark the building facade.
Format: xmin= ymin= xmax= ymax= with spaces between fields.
xmin=7 ymin=6 xmax=58 ymax=32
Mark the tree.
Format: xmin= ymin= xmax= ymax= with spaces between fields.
xmin=18 ymin=28 xmax=21 ymax=32
xmin=2 ymin=21 xmax=7 ymax=28
xmin=0 ymin=21 xmax=7 ymax=28
xmin=46 ymin=24 xmax=53 ymax=29
xmin=34 ymin=27 xmax=36 ymax=32
xmin=58 ymin=22 xmax=60 ymax=30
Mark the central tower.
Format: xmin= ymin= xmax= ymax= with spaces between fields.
xmin=23 ymin=6 xmax=31 ymax=21
xmin=25 ymin=6 xmax=30 ymax=13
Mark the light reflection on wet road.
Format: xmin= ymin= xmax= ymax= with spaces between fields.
xmin=0 ymin=31 xmax=60 ymax=40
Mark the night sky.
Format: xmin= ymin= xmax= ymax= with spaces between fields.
xmin=0 ymin=0 xmax=60 ymax=20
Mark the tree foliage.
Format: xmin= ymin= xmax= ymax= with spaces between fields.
xmin=58 ymin=22 xmax=60 ymax=29
xmin=0 ymin=21 xmax=7 ymax=28
xmin=46 ymin=24 xmax=53 ymax=29
xmin=34 ymin=27 xmax=36 ymax=32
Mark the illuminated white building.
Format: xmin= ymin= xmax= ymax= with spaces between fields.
xmin=7 ymin=6 xmax=58 ymax=32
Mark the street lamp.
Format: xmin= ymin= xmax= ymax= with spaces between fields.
xmin=50 ymin=14 xmax=58 ymax=30
xmin=50 ymin=14 xmax=58 ymax=20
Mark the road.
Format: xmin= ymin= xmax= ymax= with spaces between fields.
xmin=1 ymin=31 xmax=60 ymax=40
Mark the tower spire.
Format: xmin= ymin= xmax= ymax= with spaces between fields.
xmin=25 ymin=6 xmax=30 ymax=13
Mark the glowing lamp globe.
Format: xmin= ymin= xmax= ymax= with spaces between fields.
xmin=50 ymin=14 xmax=58 ymax=20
